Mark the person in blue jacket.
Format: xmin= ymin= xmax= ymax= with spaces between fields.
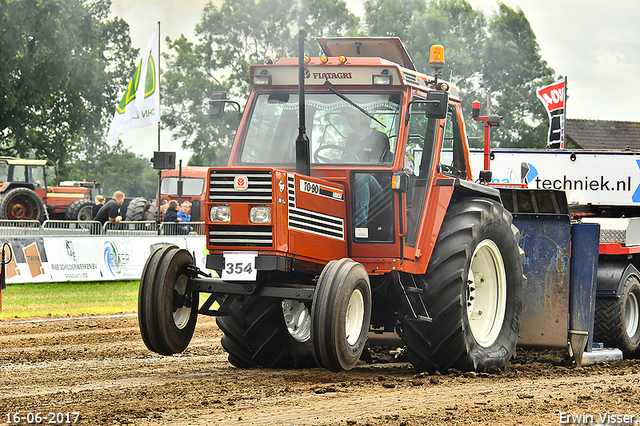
xmin=177 ymin=201 xmax=191 ymax=234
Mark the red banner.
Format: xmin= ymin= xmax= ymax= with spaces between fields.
xmin=537 ymin=78 xmax=566 ymax=112
xmin=537 ymin=77 xmax=567 ymax=148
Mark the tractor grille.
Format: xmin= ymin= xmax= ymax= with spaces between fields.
xmin=208 ymin=170 xmax=273 ymax=203
xmin=209 ymin=225 xmax=273 ymax=247
xmin=208 ymin=170 xmax=274 ymax=248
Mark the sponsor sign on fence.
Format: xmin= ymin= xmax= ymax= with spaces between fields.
xmin=1 ymin=234 xmax=208 ymax=284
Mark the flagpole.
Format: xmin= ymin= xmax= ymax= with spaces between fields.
xmin=562 ymin=76 xmax=567 ymax=149
xmin=157 ymin=21 xmax=161 ymax=152
xmin=156 ymin=21 xmax=162 ymax=227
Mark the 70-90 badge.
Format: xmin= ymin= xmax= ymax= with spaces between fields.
xmin=299 ymin=178 xmax=343 ymax=201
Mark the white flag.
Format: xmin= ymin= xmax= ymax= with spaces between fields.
xmin=106 ymin=27 xmax=160 ymax=146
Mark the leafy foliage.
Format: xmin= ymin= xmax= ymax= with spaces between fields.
xmin=364 ymin=0 xmax=556 ymax=147
xmin=67 ymin=141 xmax=158 ymax=198
xmin=162 ymin=0 xmax=557 ymax=154
xmin=1 ymin=0 xmax=158 ymax=196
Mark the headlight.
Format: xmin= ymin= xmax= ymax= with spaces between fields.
xmin=249 ymin=206 xmax=271 ymax=224
xmin=251 ymin=74 xmax=272 ymax=85
xmin=372 ymin=74 xmax=393 ymax=85
xmin=210 ymin=205 xmax=230 ymax=222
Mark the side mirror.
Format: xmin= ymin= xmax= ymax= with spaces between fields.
xmin=208 ymin=91 xmax=227 ymax=119
xmin=425 ymin=90 xmax=449 ymax=119
xmin=191 ymin=199 xmax=201 ymax=220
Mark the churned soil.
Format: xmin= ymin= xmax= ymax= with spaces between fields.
xmin=0 ymin=314 xmax=639 ymax=425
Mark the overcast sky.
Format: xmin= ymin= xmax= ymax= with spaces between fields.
xmin=110 ymin=0 xmax=640 ymax=160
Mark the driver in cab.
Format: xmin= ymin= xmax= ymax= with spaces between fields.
xmin=341 ymin=108 xmax=391 ymax=229
xmin=343 ymin=108 xmax=390 ymax=163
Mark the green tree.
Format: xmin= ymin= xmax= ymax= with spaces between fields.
xmin=481 ymin=3 xmax=554 ymax=147
xmin=363 ymin=0 xmax=556 ymax=148
xmin=161 ymin=0 xmax=360 ymax=166
xmin=67 ymin=142 xmax=158 ymax=198
xmin=0 ymin=0 xmax=138 ymax=177
xmin=405 ymin=0 xmax=486 ymax=117
xmin=364 ymin=0 xmax=426 ymax=41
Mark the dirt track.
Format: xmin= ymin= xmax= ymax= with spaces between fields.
xmin=0 ymin=314 xmax=639 ymax=426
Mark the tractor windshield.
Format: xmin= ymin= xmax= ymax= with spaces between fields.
xmin=238 ymin=92 xmax=401 ymax=167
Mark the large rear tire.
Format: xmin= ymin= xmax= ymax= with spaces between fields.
xmin=594 ymin=267 xmax=640 ymax=358
xmin=397 ymin=197 xmax=524 ymax=373
xmin=65 ymin=199 xmax=95 ymax=221
xmin=311 ymin=258 xmax=372 ymax=372
xmin=216 ymin=295 xmax=315 ymax=368
xmin=138 ymin=245 xmax=199 ymax=355
xmin=125 ymin=197 xmax=153 ymax=221
xmin=0 ymin=187 xmax=45 ymax=221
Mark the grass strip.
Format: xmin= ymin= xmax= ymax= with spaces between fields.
xmin=0 ymin=281 xmax=139 ymax=319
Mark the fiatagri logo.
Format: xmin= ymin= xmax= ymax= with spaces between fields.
xmin=304 ymin=68 xmax=353 ymax=80
xmin=522 ymin=162 xmax=640 ymax=202
xmin=103 ymin=240 xmax=130 ymax=276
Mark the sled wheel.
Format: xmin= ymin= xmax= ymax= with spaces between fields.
xmin=595 ymin=268 xmax=640 ymax=357
xmin=0 ymin=187 xmax=45 ymax=221
xmin=138 ymin=245 xmax=198 ymax=355
xmin=65 ymin=199 xmax=95 ymax=221
xmin=397 ymin=197 xmax=524 ymax=373
xmin=217 ymin=295 xmax=315 ymax=368
xmin=311 ymin=258 xmax=371 ymax=372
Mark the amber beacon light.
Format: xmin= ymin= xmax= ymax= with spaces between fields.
xmin=429 ymin=45 xmax=445 ymax=71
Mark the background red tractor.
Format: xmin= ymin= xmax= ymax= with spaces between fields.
xmin=0 ymin=157 xmax=100 ymax=222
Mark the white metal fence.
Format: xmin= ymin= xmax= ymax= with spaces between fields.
xmin=0 ymin=220 xmax=206 ymax=237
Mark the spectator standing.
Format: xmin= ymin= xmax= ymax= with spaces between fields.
xmin=94 ymin=191 xmax=125 ymax=225
xmin=163 ymin=200 xmax=180 ymax=235
xmin=159 ymin=199 xmax=169 ymax=220
xmin=177 ymin=201 xmax=192 ymax=234
xmin=92 ymin=195 xmax=106 ymax=220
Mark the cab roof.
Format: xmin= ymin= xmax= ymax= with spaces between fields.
xmin=317 ymin=37 xmax=416 ymax=71
xmin=0 ymin=157 xmax=47 ymax=166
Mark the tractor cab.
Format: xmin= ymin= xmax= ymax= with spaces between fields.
xmin=212 ymin=37 xmax=469 ymax=274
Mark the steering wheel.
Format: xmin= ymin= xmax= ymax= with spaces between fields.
xmin=313 ymin=145 xmax=360 ymax=163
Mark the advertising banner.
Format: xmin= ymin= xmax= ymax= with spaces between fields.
xmin=536 ymin=77 xmax=567 ymax=149
xmin=0 ymin=235 xmax=205 ymax=284
xmin=45 ymin=238 xmax=102 ymax=282
xmin=469 ymin=149 xmax=640 ymax=206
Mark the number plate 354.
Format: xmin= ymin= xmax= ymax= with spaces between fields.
xmin=222 ymin=252 xmax=257 ymax=281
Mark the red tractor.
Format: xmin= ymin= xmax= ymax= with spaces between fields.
xmin=0 ymin=157 xmax=98 ymax=221
xmin=138 ymin=35 xmax=604 ymax=372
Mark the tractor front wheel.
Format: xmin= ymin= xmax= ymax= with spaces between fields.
xmin=138 ymin=245 xmax=199 ymax=355
xmin=311 ymin=258 xmax=372 ymax=372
